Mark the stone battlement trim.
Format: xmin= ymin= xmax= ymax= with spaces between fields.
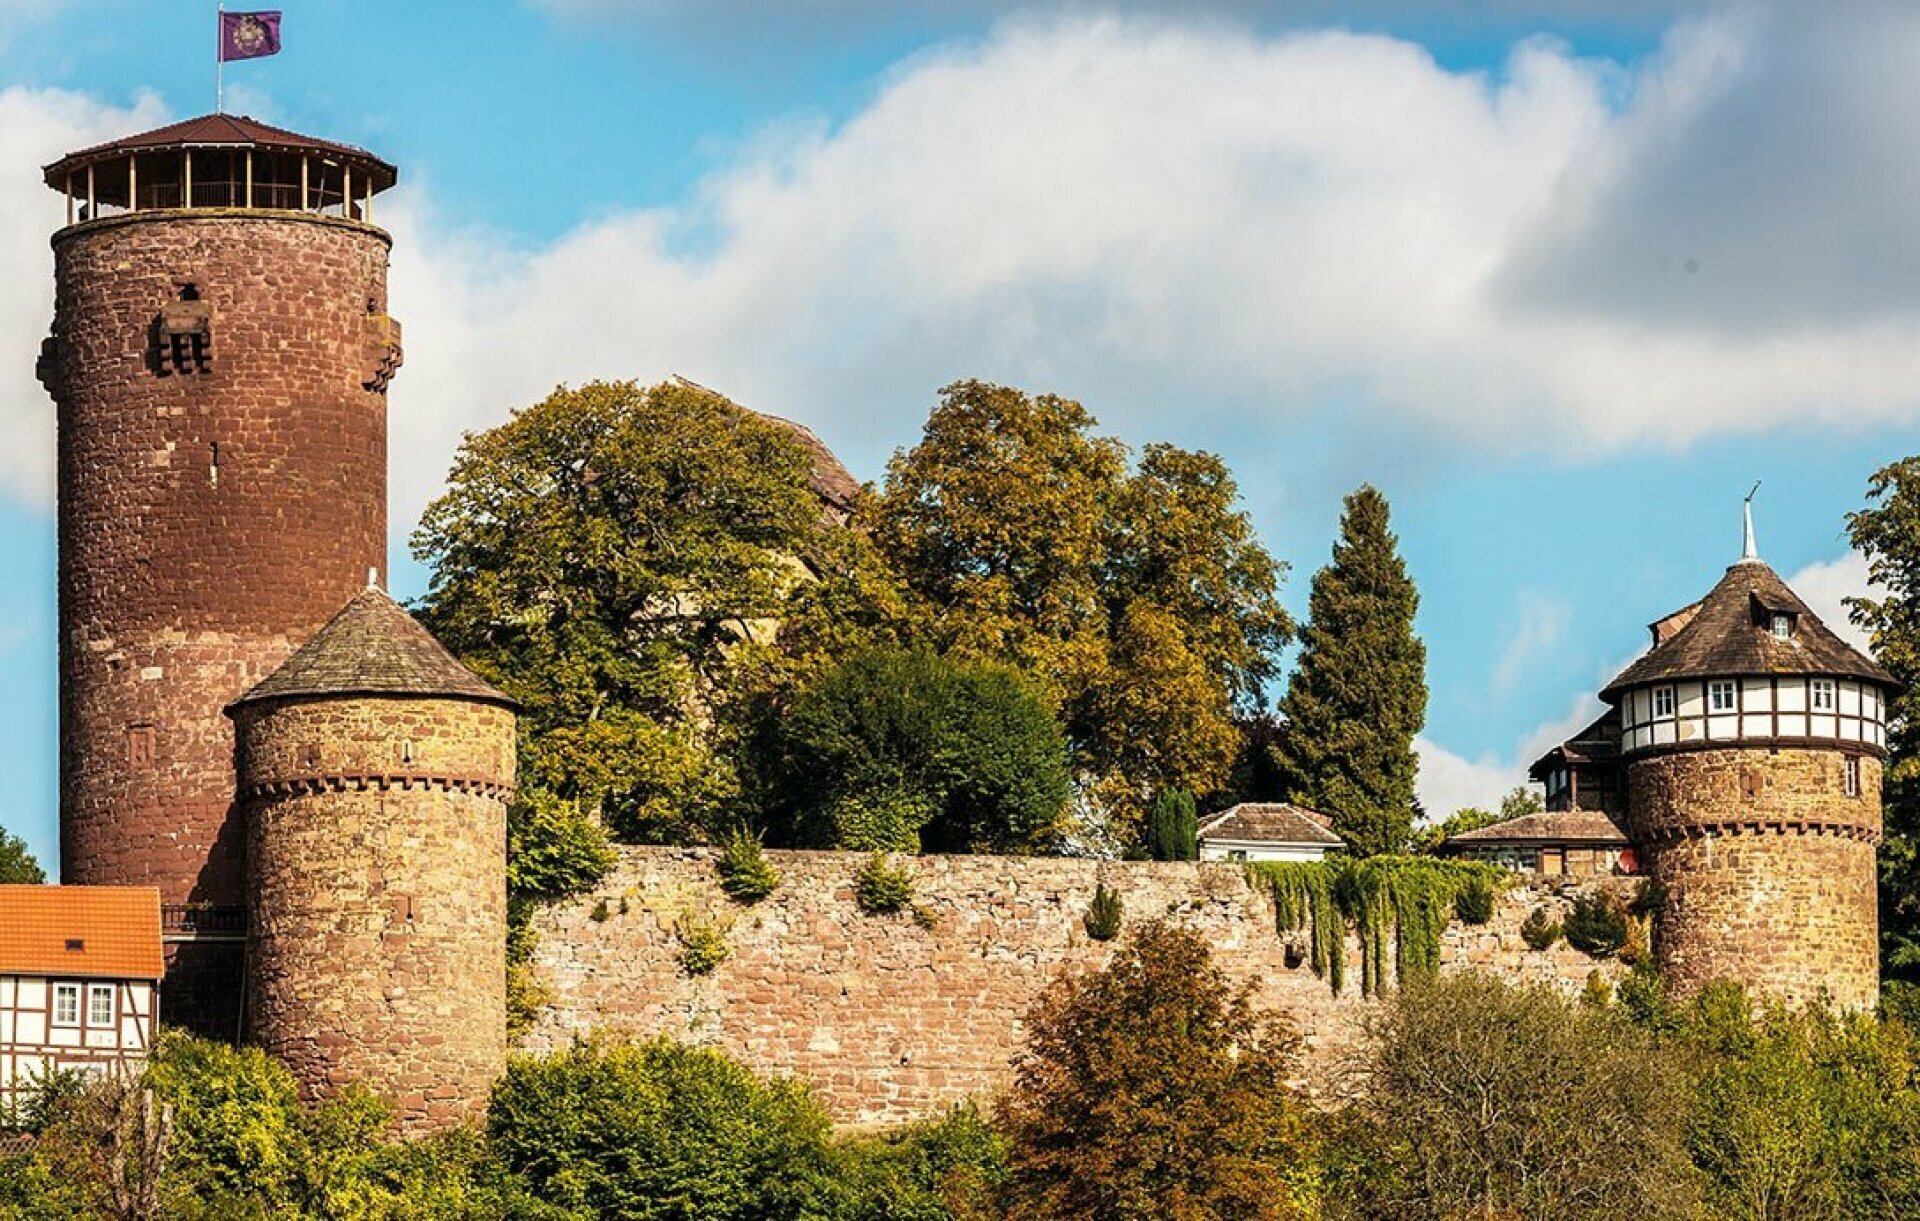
xmin=52 ymin=207 xmax=391 ymax=248
xmin=240 ymin=773 xmax=514 ymax=801
xmin=1638 ymin=818 xmax=1881 ymax=845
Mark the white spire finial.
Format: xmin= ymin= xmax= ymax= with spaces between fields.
xmin=1741 ymin=481 xmax=1761 ymax=561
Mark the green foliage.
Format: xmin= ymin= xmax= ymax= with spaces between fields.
xmin=998 ymin=921 xmax=1313 ymax=1219
xmin=1410 ymin=786 xmax=1542 ymax=853
xmin=1581 ymin=969 xmax=1614 ymax=1008
xmin=1452 ymin=874 xmax=1496 ymax=925
xmin=1146 ymin=788 xmax=1199 ymax=861
xmin=1564 ymin=890 xmax=1631 ymax=957
xmin=677 ymin=911 xmax=731 ymax=976
xmin=506 ymin=792 xmax=616 ymax=901
xmin=1274 ymin=486 xmax=1427 ymax=857
xmin=1329 ymin=973 xmax=1701 ymax=1219
xmin=854 ymin=853 xmax=916 ymax=915
xmin=827 ymin=1104 xmax=1008 ymax=1221
xmin=507 ymin=897 xmax=552 ymax=1040
xmin=1849 ymin=458 xmax=1920 ymax=981
xmin=414 ymin=379 xmax=897 ymax=851
xmin=715 ymin=824 xmax=782 ymax=903
xmin=1521 ymin=905 xmax=1563 ymax=951
xmin=590 ymin=897 xmax=611 ymax=922
xmin=1251 ymin=856 xmax=1506 ymax=996
xmin=874 ymin=380 xmax=1292 ymax=840
xmin=766 ymin=645 xmax=1071 ymax=853
xmin=0 ymin=825 xmax=44 ymax=885
xmin=1083 ymin=882 xmax=1124 ymax=941
xmin=487 ymin=1038 xmax=835 ymax=1221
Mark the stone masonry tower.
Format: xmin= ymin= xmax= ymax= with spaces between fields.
xmin=37 ymin=116 xmax=403 ymax=1033
xmin=1603 ymin=518 xmax=1893 ymax=1008
xmin=228 ymin=586 xmax=516 ymax=1133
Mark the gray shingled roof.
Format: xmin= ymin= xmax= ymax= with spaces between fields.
xmin=1446 ymin=809 xmax=1630 ymax=846
xmin=1601 ymin=560 xmax=1892 ymax=699
xmin=229 ymin=587 xmax=515 ymax=710
xmin=1197 ymin=803 xmax=1344 ymax=847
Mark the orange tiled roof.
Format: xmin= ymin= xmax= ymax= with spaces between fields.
xmin=0 ymin=886 xmax=163 ymax=980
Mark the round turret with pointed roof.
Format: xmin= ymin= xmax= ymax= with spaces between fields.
xmin=230 ymin=585 xmax=513 ymax=712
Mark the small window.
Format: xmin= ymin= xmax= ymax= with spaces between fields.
xmin=1653 ymin=686 xmax=1675 ymax=718
xmin=1226 ymin=849 xmax=1248 ymax=863
xmin=1772 ymin=613 xmax=1794 ymax=639
xmin=87 ymin=984 xmax=115 ymax=1028
xmin=1709 ymin=680 xmax=1737 ymax=712
xmin=1812 ymin=679 xmax=1837 ymax=712
xmin=1846 ymin=756 xmax=1861 ymax=798
xmin=52 ymin=983 xmax=80 ymax=1027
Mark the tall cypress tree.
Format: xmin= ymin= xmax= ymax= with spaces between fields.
xmin=1276 ymin=485 xmax=1427 ymax=856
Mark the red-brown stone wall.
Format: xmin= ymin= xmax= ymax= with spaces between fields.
xmin=48 ymin=211 xmax=392 ymax=928
xmin=1627 ymin=748 xmax=1882 ymax=1008
xmin=525 ymin=849 xmax=1631 ymax=1126
xmin=235 ymin=696 xmax=513 ymax=1134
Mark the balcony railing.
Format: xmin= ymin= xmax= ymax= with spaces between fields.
xmin=161 ymin=904 xmax=248 ymax=938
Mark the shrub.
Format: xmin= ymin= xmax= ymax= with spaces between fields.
xmin=487 ymin=1038 xmax=835 ymax=1221
xmin=1147 ymin=789 xmax=1199 ymax=861
xmin=716 ymin=824 xmax=782 ymax=903
xmin=1631 ymin=875 xmax=1669 ymax=915
xmin=678 ymin=911 xmax=732 ymax=976
xmin=998 ymin=921 xmax=1313 ymax=1219
xmin=1619 ymin=913 xmax=1652 ymax=967
xmin=1328 ymin=974 xmax=1701 ymax=1219
xmin=506 ymin=897 xmax=552 ymax=1040
xmin=1083 ymin=882 xmax=1124 ymax=941
xmin=1565 ymin=891 xmax=1630 ymax=957
xmin=1581 ymin=969 xmax=1614 ymax=1008
xmin=1452 ymin=874 xmax=1496 ymax=925
xmin=1521 ymin=906 xmax=1562 ymax=951
xmin=506 ymin=792 xmax=616 ymax=901
xmin=854 ymin=853 xmax=916 ymax=915
xmin=828 ymin=1103 xmax=1009 ymax=1221
xmin=589 ymin=897 xmax=611 ymax=922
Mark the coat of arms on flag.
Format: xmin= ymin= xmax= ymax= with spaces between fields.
xmin=220 ymin=11 xmax=282 ymax=62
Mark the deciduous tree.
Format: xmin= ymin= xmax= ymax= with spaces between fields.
xmin=0 ymin=826 xmax=44 ymax=885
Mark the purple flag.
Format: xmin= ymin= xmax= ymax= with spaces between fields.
xmin=219 ymin=11 xmax=281 ymax=62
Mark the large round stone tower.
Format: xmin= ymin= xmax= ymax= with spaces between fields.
xmin=228 ymin=586 xmax=515 ymax=1133
xmin=1603 ymin=525 xmax=1892 ymax=1009
xmin=37 ymin=115 xmax=403 ymax=1032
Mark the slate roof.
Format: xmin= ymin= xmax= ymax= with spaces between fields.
xmin=1445 ymin=810 xmax=1630 ymax=846
xmin=669 ymin=377 xmax=860 ymax=515
xmin=229 ymin=586 xmax=515 ymax=711
xmin=1602 ymin=560 xmax=1892 ymax=699
xmin=0 ymin=886 xmax=163 ymax=981
xmin=45 ymin=113 xmax=397 ymax=192
xmin=1197 ymin=803 xmax=1344 ymax=847
xmin=1528 ymin=709 xmax=1620 ymax=779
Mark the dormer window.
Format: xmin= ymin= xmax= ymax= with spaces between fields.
xmin=1772 ymin=613 xmax=1795 ymax=639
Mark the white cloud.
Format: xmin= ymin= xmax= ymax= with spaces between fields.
xmin=1785 ymin=549 xmax=1880 ymax=655
xmin=0 ymin=86 xmax=167 ymax=504
xmin=1416 ymin=734 xmax=1520 ymax=820
xmin=12 ymin=10 xmax=1920 ymax=526
xmin=1490 ymin=590 xmax=1572 ymax=697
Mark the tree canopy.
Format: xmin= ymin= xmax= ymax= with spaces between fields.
xmin=1848 ymin=456 xmax=1920 ymax=982
xmin=763 ymin=645 xmax=1072 ymax=853
xmin=1275 ymin=485 xmax=1426 ymax=857
xmin=0 ymin=826 xmax=44 ymax=885
xmin=875 ymin=380 xmax=1291 ymax=842
xmin=413 ymin=379 xmax=902 ymax=861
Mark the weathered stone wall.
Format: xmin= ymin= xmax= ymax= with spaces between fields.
xmin=525 ymin=849 xmax=1629 ymax=1126
xmin=1628 ymin=748 xmax=1882 ymax=1008
xmin=237 ymin=695 xmax=513 ymax=1134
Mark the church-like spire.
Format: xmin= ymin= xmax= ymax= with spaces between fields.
xmin=1741 ymin=481 xmax=1761 ymax=562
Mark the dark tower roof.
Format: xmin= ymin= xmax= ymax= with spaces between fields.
xmin=1600 ymin=559 xmax=1891 ymax=700
xmin=44 ymin=113 xmax=398 ymax=193
xmin=229 ymin=586 xmax=514 ymax=711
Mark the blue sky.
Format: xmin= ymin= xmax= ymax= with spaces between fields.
xmin=3 ymin=1 xmax=1917 ymax=872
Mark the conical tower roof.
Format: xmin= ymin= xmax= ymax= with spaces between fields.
xmin=229 ymin=586 xmax=514 ymax=711
xmin=1601 ymin=560 xmax=1892 ymax=700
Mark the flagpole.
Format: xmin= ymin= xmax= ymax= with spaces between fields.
xmin=216 ymin=2 xmax=224 ymax=113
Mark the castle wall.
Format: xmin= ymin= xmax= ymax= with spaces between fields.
xmin=1627 ymin=748 xmax=1881 ymax=1008
xmin=236 ymin=696 xmax=512 ymax=1133
xmin=524 ymin=848 xmax=1630 ymax=1127
xmin=48 ymin=212 xmax=391 ymax=931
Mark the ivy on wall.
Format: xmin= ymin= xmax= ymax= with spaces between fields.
xmin=1250 ymin=857 xmax=1510 ymax=996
